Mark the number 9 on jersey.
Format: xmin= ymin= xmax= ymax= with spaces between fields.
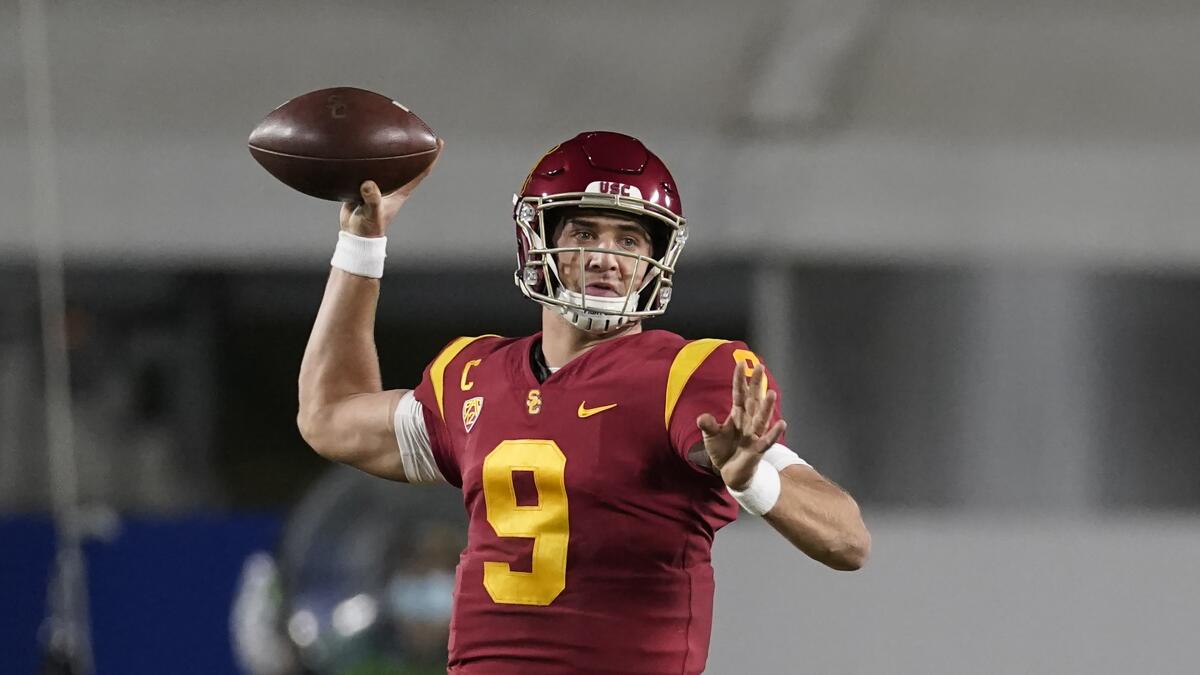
xmin=481 ymin=440 xmax=570 ymax=606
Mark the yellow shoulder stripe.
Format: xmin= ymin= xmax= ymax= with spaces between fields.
xmin=431 ymin=335 xmax=499 ymax=420
xmin=664 ymin=338 xmax=729 ymax=430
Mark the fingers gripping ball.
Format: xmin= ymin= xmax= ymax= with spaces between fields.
xmin=248 ymin=87 xmax=439 ymax=202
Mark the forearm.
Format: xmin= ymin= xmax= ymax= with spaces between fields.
xmin=763 ymin=466 xmax=871 ymax=571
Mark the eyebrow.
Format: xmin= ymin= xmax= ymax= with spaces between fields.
xmin=567 ymin=217 xmax=649 ymax=237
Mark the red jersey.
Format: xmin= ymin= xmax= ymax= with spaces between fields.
xmin=411 ymin=330 xmax=784 ymax=675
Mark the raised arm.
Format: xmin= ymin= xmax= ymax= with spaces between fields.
xmin=296 ymin=142 xmax=443 ymax=481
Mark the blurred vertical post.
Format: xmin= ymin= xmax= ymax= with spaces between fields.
xmin=958 ymin=269 xmax=1098 ymax=512
xmin=751 ymin=263 xmax=848 ymax=480
xmin=19 ymin=0 xmax=94 ymax=673
xmin=751 ymin=264 xmax=797 ymax=400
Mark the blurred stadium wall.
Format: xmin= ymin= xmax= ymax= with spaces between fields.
xmin=2 ymin=1 xmax=1198 ymax=673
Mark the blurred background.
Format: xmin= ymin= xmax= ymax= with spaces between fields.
xmin=3 ymin=0 xmax=1199 ymax=673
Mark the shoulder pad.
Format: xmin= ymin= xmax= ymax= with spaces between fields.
xmin=664 ymin=338 xmax=730 ymax=428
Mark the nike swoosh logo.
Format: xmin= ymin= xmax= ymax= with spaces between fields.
xmin=577 ymin=402 xmax=618 ymax=418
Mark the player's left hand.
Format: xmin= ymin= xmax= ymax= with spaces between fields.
xmin=697 ymin=362 xmax=787 ymax=491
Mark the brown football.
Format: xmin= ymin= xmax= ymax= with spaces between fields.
xmin=248 ymin=87 xmax=438 ymax=202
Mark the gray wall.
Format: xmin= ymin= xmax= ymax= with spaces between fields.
xmin=711 ymin=515 xmax=1200 ymax=675
xmin=4 ymin=0 xmax=1200 ymax=265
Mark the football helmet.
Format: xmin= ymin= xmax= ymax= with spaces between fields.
xmin=513 ymin=131 xmax=687 ymax=334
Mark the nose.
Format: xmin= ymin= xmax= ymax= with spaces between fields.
xmin=585 ymin=241 xmax=619 ymax=272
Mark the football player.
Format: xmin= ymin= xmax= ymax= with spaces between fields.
xmin=297 ymin=131 xmax=870 ymax=674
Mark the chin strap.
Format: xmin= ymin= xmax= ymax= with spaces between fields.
xmin=555 ymin=288 xmax=637 ymax=334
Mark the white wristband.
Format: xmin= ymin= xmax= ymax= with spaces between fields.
xmin=727 ymin=460 xmax=782 ymax=516
xmin=762 ymin=443 xmax=810 ymax=473
xmin=331 ymin=231 xmax=387 ymax=278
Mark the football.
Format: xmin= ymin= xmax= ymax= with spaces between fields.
xmin=248 ymin=87 xmax=439 ymax=202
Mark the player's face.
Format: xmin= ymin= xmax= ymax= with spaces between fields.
xmin=553 ymin=211 xmax=654 ymax=298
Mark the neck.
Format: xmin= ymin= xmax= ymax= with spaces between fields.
xmin=540 ymin=307 xmax=642 ymax=368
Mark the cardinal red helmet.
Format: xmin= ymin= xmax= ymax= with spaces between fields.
xmin=512 ymin=131 xmax=688 ymax=333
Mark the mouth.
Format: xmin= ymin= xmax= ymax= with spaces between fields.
xmin=585 ymin=282 xmax=621 ymax=297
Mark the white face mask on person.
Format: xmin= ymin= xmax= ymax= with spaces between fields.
xmin=550 ymin=225 xmax=657 ymax=334
xmin=513 ymin=201 xmax=686 ymax=334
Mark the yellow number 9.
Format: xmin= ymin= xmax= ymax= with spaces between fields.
xmin=481 ymin=440 xmax=570 ymax=606
xmin=732 ymin=348 xmax=769 ymax=396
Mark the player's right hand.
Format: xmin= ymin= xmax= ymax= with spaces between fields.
xmin=697 ymin=362 xmax=787 ymax=492
xmin=339 ymin=138 xmax=444 ymax=238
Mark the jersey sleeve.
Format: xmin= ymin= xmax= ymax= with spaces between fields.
xmin=411 ymin=335 xmax=499 ymax=488
xmin=392 ymin=391 xmax=445 ymax=484
xmin=665 ymin=340 xmax=786 ymax=469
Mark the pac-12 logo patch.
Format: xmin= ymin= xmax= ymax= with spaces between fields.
xmin=462 ymin=396 xmax=484 ymax=433
xmin=585 ymin=180 xmax=642 ymax=200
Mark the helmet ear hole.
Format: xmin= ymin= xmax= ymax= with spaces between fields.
xmin=522 ymin=265 xmax=544 ymax=292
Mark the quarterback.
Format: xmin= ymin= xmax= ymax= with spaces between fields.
xmin=297 ymin=131 xmax=870 ymax=674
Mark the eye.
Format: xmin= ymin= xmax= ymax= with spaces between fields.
xmin=573 ymin=230 xmax=595 ymax=241
xmin=623 ymin=234 xmax=650 ymax=251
